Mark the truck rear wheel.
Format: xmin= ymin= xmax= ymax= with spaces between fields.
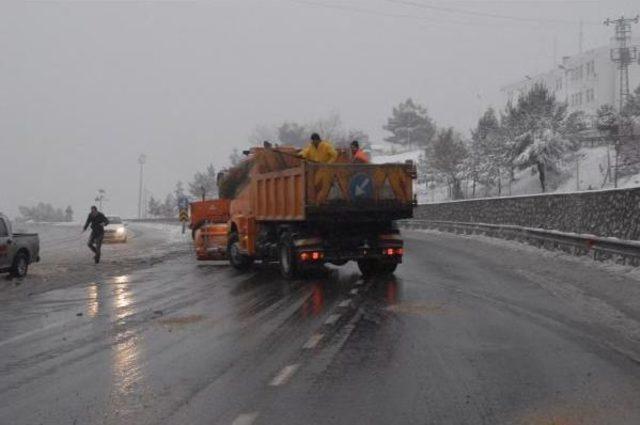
xmin=279 ymin=234 xmax=299 ymax=279
xmin=227 ymin=232 xmax=253 ymax=271
xmin=377 ymin=262 xmax=398 ymax=275
xmin=10 ymin=252 xmax=29 ymax=278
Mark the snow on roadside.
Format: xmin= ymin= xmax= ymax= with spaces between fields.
xmin=131 ymin=222 xmax=189 ymax=244
xmin=372 ymin=150 xmax=422 ymax=164
xmin=405 ymin=227 xmax=640 ymax=284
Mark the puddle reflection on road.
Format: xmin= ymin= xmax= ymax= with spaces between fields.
xmin=86 ymin=283 xmax=99 ymax=317
xmin=114 ymin=279 xmax=133 ymax=321
xmin=110 ymin=333 xmax=144 ymax=419
xmin=301 ymin=282 xmax=325 ymax=318
xmin=109 ymin=275 xmax=145 ymax=419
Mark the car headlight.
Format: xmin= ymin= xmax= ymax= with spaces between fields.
xmin=116 ymin=227 xmax=125 ymax=235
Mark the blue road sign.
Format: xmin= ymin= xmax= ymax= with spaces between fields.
xmin=349 ymin=173 xmax=374 ymax=200
xmin=178 ymin=196 xmax=189 ymax=210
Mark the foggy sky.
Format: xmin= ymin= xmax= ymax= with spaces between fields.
xmin=1 ymin=0 xmax=638 ymax=219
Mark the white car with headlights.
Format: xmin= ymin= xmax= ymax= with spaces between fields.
xmin=104 ymin=216 xmax=128 ymax=243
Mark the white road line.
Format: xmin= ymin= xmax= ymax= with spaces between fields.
xmin=269 ymin=364 xmax=300 ymax=386
xmin=231 ymin=412 xmax=259 ymax=425
xmin=324 ymin=313 xmax=341 ymax=325
xmin=303 ymin=333 xmax=324 ymax=349
xmin=349 ymin=288 xmax=359 ymax=296
xmin=338 ymin=300 xmax=352 ymax=308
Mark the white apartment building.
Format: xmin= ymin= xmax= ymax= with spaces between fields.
xmin=502 ymin=41 xmax=640 ymax=118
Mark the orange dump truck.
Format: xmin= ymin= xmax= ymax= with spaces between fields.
xmin=190 ymin=146 xmax=415 ymax=278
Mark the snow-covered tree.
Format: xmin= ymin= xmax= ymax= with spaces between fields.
xmin=229 ymin=148 xmax=243 ymax=166
xmin=147 ymin=196 xmax=162 ymax=217
xmin=514 ymin=122 xmax=570 ymax=192
xmin=428 ymin=128 xmax=468 ymax=199
xmin=277 ymin=122 xmax=307 ymax=147
xmin=188 ymin=164 xmax=218 ymax=199
xmin=596 ymin=104 xmax=619 ymax=141
xmin=383 ymin=98 xmax=436 ymax=149
xmin=18 ymin=203 xmax=66 ymax=222
xmin=161 ymin=193 xmax=177 ymax=217
xmin=248 ymin=124 xmax=278 ymax=147
xmin=562 ymin=110 xmax=589 ymax=143
xmin=173 ymin=181 xmax=185 ymax=201
xmin=467 ymin=108 xmax=505 ymax=196
xmin=504 ymin=84 xmax=569 ymax=192
xmin=624 ymin=84 xmax=640 ymax=117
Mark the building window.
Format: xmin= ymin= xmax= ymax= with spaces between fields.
xmin=586 ymin=60 xmax=596 ymax=77
xmin=556 ymin=78 xmax=563 ymax=91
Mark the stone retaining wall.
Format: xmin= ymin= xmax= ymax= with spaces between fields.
xmin=414 ymin=188 xmax=640 ymax=240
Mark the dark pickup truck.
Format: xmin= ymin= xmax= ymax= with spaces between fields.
xmin=0 ymin=213 xmax=40 ymax=278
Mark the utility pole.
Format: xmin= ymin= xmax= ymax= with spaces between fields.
xmin=137 ymin=154 xmax=146 ymax=219
xmin=604 ymin=15 xmax=639 ymax=188
xmin=143 ymin=188 xmax=150 ymax=219
xmin=605 ymin=15 xmax=639 ymax=114
xmin=579 ymin=20 xmax=584 ymax=54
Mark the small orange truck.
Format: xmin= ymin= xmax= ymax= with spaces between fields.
xmin=190 ymin=146 xmax=415 ymax=278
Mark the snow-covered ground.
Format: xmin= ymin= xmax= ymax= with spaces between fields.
xmin=373 ymin=144 xmax=640 ymax=203
xmin=371 ymin=150 xmax=422 ymax=165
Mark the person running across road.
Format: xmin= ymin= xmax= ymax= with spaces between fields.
xmin=82 ymin=206 xmax=109 ymax=264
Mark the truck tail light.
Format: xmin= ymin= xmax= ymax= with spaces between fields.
xmin=300 ymin=251 xmax=324 ymax=262
xmin=383 ymin=248 xmax=403 ymax=256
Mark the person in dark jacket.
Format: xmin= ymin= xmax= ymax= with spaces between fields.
xmin=82 ymin=206 xmax=109 ymax=263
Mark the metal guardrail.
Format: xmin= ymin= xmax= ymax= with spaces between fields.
xmin=398 ymin=219 xmax=640 ymax=266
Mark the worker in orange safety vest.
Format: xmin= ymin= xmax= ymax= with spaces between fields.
xmin=350 ymin=140 xmax=370 ymax=164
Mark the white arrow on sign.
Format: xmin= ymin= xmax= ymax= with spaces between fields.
xmin=355 ymin=178 xmax=371 ymax=197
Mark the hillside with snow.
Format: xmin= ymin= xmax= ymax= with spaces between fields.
xmin=372 ymin=144 xmax=640 ymax=204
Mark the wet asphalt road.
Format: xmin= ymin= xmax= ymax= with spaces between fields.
xmin=2 ymin=225 xmax=640 ymax=425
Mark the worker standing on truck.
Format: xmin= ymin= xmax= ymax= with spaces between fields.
xmin=298 ymin=133 xmax=338 ymax=163
xmin=350 ymin=140 xmax=370 ymax=164
xmin=82 ymin=206 xmax=109 ymax=264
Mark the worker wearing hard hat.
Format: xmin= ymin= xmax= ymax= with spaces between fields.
xmin=298 ymin=133 xmax=338 ymax=163
xmin=350 ymin=140 xmax=370 ymax=164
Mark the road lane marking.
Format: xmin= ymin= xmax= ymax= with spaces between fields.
xmin=303 ymin=333 xmax=324 ymax=349
xmin=231 ymin=412 xmax=259 ymax=425
xmin=269 ymin=364 xmax=300 ymax=386
xmin=338 ymin=300 xmax=352 ymax=308
xmin=350 ymin=288 xmax=359 ymax=295
xmin=324 ymin=313 xmax=341 ymax=325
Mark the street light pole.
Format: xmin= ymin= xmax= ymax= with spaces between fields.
xmin=137 ymin=154 xmax=146 ymax=219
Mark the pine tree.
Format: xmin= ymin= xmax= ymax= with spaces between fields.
xmin=428 ymin=128 xmax=468 ymax=199
xmin=505 ymin=84 xmax=569 ymax=192
xmin=147 ymin=196 xmax=162 ymax=217
xmin=383 ymin=98 xmax=436 ymax=149
xmin=468 ymin=108 xmax=503 ymax=196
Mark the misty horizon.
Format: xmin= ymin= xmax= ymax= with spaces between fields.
xmin=2 ymin=0 xmax=638 ymax=219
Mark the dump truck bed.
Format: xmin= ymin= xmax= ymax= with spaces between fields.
xmin=252 ymin=162 xmax=414 ymax=222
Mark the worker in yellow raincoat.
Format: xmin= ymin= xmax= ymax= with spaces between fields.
xmin=298 ymin=133 xmax=338 ymax=163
